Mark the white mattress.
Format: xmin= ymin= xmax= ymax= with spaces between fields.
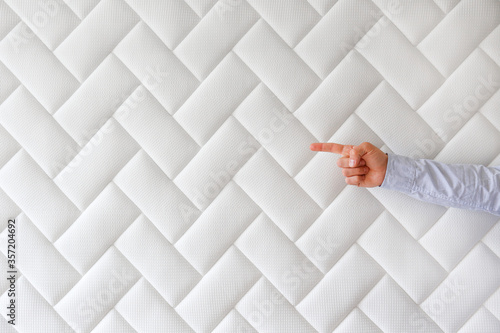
xmin=0 ymin=0 xmax=500 ymax=332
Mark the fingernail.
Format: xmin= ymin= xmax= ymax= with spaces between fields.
xmin=364 ymin=167 xmax=369 ymax=173
xmin=349 ymin=159 xmax=355 ymax=167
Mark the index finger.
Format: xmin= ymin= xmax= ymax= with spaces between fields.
xmin=310 ymin=143 xmax=347 ymax=155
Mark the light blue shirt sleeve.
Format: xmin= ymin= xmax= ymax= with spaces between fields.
xmin=380 ymin=153 xmax=500 ymax=217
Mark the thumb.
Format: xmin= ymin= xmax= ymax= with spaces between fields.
xmin=349 ymin=144 xmax=367 ymax=167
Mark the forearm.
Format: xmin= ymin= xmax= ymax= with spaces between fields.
xmin=380 ymin=153 xmax=500 ymax=216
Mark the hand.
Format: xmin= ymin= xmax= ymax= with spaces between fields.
xmin=309 ymin=142 xmax=388 ymax=187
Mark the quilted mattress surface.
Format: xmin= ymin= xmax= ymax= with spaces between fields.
xmin=0 ymin=0 xmax=500 ymax=332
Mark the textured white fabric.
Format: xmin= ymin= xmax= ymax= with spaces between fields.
xmin=0 ymin=0 xmax=499 ymax=332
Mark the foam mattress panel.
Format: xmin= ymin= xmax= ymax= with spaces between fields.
xmin=0 ymin=0 xmax=500 ymax=332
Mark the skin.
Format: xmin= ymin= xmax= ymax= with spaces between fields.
xmin=309 ymin=142 xmax=388 ymax=187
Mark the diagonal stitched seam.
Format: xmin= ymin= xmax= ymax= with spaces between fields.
xmin=354 ymin=52 xmax=424 ymax=112
xmin=295 ymin=211 xmax=385 ymax=308
xmin=417 ymin=16 xmax=500 ymax=79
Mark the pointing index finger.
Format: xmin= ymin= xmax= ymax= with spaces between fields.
xmin=310 ymin=143 xmax=345 ymax=154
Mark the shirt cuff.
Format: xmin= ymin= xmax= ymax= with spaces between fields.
xmin=379 ymin=153 xmax=416 ymax=193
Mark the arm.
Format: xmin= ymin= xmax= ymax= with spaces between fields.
xmin=310 ymin=142 xmax=500 ymax=217
xmin=381 ymin=153 xmax=500 ymax=216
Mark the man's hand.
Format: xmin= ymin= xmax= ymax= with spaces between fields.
xmin=309 ymin=142 xmax=388 ymax=187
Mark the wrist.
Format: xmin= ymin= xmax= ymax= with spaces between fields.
xmin=379 ymin=153 xmax=416 ymax=192
xmin=378 ymin=152 xmax=388 ymax=187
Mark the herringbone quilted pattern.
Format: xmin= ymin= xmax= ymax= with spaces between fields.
xmin=0 ymin=0 xmax=499 ymax=332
